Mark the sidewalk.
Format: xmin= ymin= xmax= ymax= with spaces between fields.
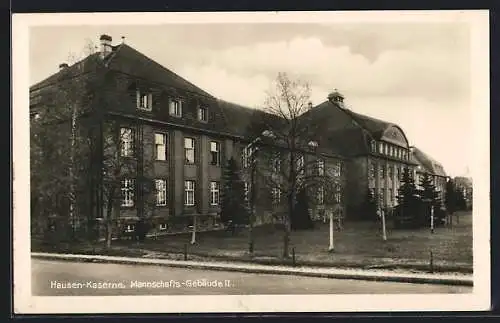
xmin=31 ymin=252 xmax=473 ymax=287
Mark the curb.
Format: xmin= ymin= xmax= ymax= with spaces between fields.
xmin=31 ymin=253 xmax=473 ymax=287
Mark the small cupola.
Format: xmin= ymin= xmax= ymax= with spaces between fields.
xmin=99 ymin=34 xmax=113 ymax=59
xmin=327 ymin=89 xmax=346 ymax=109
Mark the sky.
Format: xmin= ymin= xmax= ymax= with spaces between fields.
xmin=29 ymin=23 xmax=472 ymax=177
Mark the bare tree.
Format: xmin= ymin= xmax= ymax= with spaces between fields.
xmin=249 ymin=72 xmax=338 ymax=258
xmin=30 ymin=40 xmax=98 ymax=240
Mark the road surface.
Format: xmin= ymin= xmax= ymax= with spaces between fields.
xmin=32 ymin=259 xmax=471 ymax=296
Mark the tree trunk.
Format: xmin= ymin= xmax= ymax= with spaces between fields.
xmin=105 ymin=196 xmax=113 ymax=248
xmin=283 ymin=192 xmax=294 ymax=258
xmin=284 ymin=150 xmax=296 ymax=259
xmin=283 ymin=218 xmax=291 ymax=259
xmin=191 ymin=214 xmax=197 ymax=244
xmin=68 ymin=103 xmax=78 ymax=235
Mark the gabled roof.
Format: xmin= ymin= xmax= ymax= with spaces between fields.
xmin=106 ymin=44 xmax=214 ymax=98
xmin=30 ymin=43 xmax=215 ymax=100
xmin=30 ymin=53 xmax=102 ymax=93
xmin=411 ymin=146 xmax=447 ymax=177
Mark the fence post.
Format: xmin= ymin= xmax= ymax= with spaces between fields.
xmin=184 ymin=243 xmax=188 ymax=261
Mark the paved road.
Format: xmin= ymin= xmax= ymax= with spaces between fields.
xmin=32 ymin=259 xmax=471 ymax=296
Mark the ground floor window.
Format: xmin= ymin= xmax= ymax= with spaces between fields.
xmin=121 ymin=179 xmax=135 ymax=207
xmin=185 ymin=180 xmax=195 ymax=206
xmin=210 ymin=181 xmax=220 ymax=206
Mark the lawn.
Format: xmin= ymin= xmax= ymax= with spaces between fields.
xmin=117 ymin=211 xmax=473 ymax=270
xmin=32 ymin=211 xmax=472 ymax=271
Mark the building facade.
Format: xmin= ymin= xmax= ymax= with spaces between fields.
xmin=31 ymin=34 xmax=451 ymax=236
xmin=410 ymin=146 xmax=448 ymax=208
xmin=30 ymin=34 xmax=347 ymax=235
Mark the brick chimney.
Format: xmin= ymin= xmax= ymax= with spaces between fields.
xmin=99 ymin=34 xmax=113 ymax=59
xmin=59 ymin=63 xmax=68 ymax=71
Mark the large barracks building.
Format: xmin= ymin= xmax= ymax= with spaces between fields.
xmin=30 ymin=34 xmax=447 ymax=233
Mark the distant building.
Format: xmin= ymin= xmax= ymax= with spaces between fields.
xmin=454 ymin=176 xmax=473 ymax=210
xmin=307 ymin=90 xmax=418 ymax=219
xmin=410 ymin=146 xmax=448 ymax=207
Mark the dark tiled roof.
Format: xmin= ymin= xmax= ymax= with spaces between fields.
xmin=411 ymin=146 xmax=447 ymax=177
xmin=30 ymin=53 xmax=102 ymax=93
xmin=303 ymin=100 xmax=373 ymax=156
xmin=217 ymin=99 xmax=258 ymax=137
xmin=106 ymin=44 xmax=214 ymax=99
xmin=305 ymin=100 xmax=411 ymax=157
xmin=349 ymin=111 xmax=393 ymax=139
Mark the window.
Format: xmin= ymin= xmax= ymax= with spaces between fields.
xmin=317 ymin=186 xmax=324 ymax=205
xmin=121 ymin=179 xmax=135 ymax=207
xmin=335 ymin=185 xmax=341 ymax=203
xmin=198 ymin=106 xmax=208 ymax=122
xmin=185 ymin=137 xmax=195 ymax=164
xmin=384 ymin=143 xmax=388 ymax=155
xmin=317 ymin=159 xmax=325 ymax=176
xmin=210 ymin=141 xmax=220 ymax=166
xmin=332 ymin=161 xmax=341 ymax=177
xmin=378 ymin=142 xmax=383 ymax=154
xmin=388 ymin=166 xmax=393 ymax=179
xmin=184 ymin=180 xmax=195 ymax=206
xmin=120 ymin=127 xmax=134 ymax=157
xmin=402 ymin=150 xmax=407 ymax=160
xmin=244 ymin=182 xmax=250 ymax=207
xmin=155 ymin=179 xmax=167 ymax=206
xmin=369 ymin=162 xmax=376 ymax=179
xmin=169 ymin=99 xmax=182 ymax=117
xmin=159 ymin=223 xmax=168 ymax=231
xmin=397 ymin=167 xmax=402 ymax=180
xmin=369 ymin=188 xmax=375 ymax=198
xmin=136 ymin=89 xmax=152 ymax=111
xmin=388 ymin=188 xmax=393 ymax=205
xmin=242 ymin=146 xmax=252 ymax=168
xmin=210 ymin=181 xmax=220 ymax=206
xmin=370 ymin=140 xmax=376 ymax=152
xmin=270 ymin=152 xmax=281 ymax=174
xmin=272 ymin=187 xmax=281 ymax=205
xmin=380 ymin=165 xmax=385 ymax=179
xmin=155 ymin=133 xmax=167 ymax=161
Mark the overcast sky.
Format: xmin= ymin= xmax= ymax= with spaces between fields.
xmin=30 ymin=23 xmax=472 ymax=177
